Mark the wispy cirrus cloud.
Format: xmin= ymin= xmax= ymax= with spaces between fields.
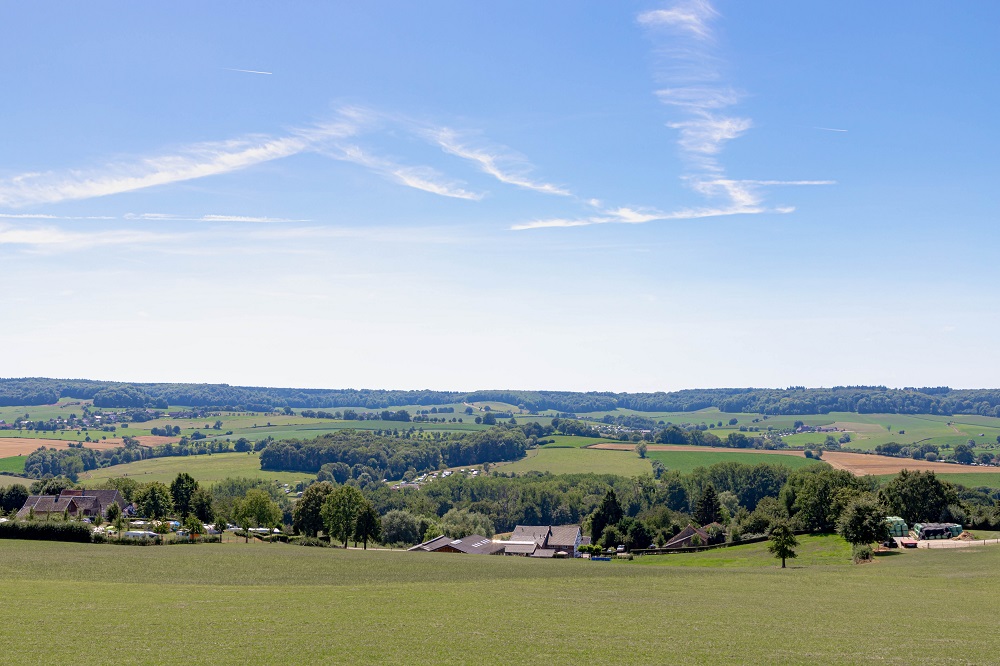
xmin=0 ymin=106 xmax=487 ymax=207
xmin=637 ymin=0 xmax=832 ymax=218
xmin=637 ymin=0 xmax=718 ymax=40
xmin=0 ymin=222 xmax=184 ymax=252
xmin=0 ymin=133 xmax=325 ymax=208
xmin=123 ymin=213 xmax=310 ymax=223
xmin=428 ymin=129 xmax=571 ymax=196
xmin=318 ymin=143 xmax=483 ymax=200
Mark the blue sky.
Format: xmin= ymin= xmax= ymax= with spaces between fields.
xmin=2 ymin=1 xmax=999 ymax=392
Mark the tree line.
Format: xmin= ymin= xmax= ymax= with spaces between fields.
xmin=10 ymin=377 xmax=1000 ymax=416
xmin=259 ymin=426 xmax=528 ymax=481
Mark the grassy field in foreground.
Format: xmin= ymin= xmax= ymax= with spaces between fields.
xmin=647 ymin=450 xmax=822 ymax=474
xmin=80 ymin=452 xmax=314 ymax=486
xmin=499 ymin=447 xmax=652 ymax=476
xmin=1 ymin=538 xmax=999 ymax=664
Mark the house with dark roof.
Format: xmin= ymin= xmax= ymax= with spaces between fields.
xmin=408 ymin=534 xmax=503 ymax=555
xmin=663 ymin=524 xmax=710 ymax=549
xmin=17 ymin=489 xmax=126 ymax=520
xmin=503 ymin=525 xmax=582 ymax=557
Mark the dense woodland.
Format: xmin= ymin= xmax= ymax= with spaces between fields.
xmin=259 ymin=426 xmax=528 ymax=481
xmin=6 ymin=378 xmax=1000 ymax=416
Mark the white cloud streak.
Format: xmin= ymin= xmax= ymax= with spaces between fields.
xmin=637 ymin=0 xmax=719 ymax=40
xmin=319 ymin=144 xmax=483 ymax=200
xmin=223 ymin=68 xmax=273 ymax=75
xmin=0 ymin=223 xmax=184 ymax=252
xmin=124 ymin=213 xmax=309 ymax=223
xmin=429 ymin=129 xmax=571 ymax=196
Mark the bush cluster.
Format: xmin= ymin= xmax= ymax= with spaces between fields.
xmin=0 ymin=521 xmax=92 ymax=543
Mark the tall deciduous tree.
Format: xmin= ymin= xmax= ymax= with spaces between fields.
xmin=879 ymin=470 xmax=958 ymax=525
xmin=135 ymin=482 xmax=173 ymax=520
xmin=589 ymin=489 xmax=624 ymax=544
xmin=768 ymin=522 xmax=799 ymax=568
xmin=235 ymin=489 xmax=281 ymax=543
xmin=292 ymin=482 xmax=336 ymax=537
xmin=354 ymin=501 xmax=382 ymax=549
xmin=838 ymin=496 xmax=890 ymax=556
xmin=170 ymin=473 xmax=199 ymax=517
xmin=321 ymin=485 xmax=366 ymax=548
xmin=694 ymin=484 xmax=722 ymax=526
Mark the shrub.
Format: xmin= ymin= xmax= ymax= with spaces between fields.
xmin=852 ymin=544 xmax=873 ymax=564
xmin=0 ymin=521 xmax=92 ymax=543
xmin=293 ymin=536 xmax=329 ymax=547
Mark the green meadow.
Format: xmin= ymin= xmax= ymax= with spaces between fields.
xmin=1 ymin=537 xmax=999 ymax=664
xmin=80 ymin=452 xmax=314 ymax=487
xmin=647 ymin=449 xmax=822 ymax=474
xmin=0 ymin=455 xmax=26 ymax=474
xmin=499 ymin=447 xmax=653 ymax=476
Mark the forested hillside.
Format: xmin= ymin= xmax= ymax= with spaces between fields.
xmin=4 ymin=377 xmax=1000 ymax=416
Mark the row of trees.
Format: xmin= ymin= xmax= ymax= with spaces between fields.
xmin=22 ymin=437 xmax=237 ymax=480
xmin=10 ymin=377 xmax=1000 ymax=416
xmin=259 ymin=426 xmax=528 ymax=480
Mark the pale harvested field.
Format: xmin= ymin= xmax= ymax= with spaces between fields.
xmin=590 ymin=443 xmax=1000 ymax=477
xmin=0 ymin=437 xmax=126 ymax=456
xmin=821 ymin=451 xmax=1000 ymax=475
xmin=589 ymin=443 xmax=808 ymax=457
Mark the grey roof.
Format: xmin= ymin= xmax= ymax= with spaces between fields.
xmin=408 ymin=535 xmax=453 ymax=552
xmin=548 ymin=525 xmax=581 ymax=548
xmin=510 ymin=525 xmax=551 ymax=547
xmin=503 ymin=541 xmax=538 ymax=555
xmin=530 ymin=548 xmax=557 ymax=558
xmin=409 ymin=534 xmax=503 ymax=555
xmin=438 ymin=535 xmax=504 ymax=555
xmin=664 ymin=524 xmax=710 ymax=549
xmin=17 ymin=489 xmax=127 ymax=519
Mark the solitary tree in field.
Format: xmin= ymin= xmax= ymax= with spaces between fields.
xmin=354 ymin=501 xmax=382 ymax=550
xmin=635 ymin=442 xmax=648 ymax=459
xmin=768 ymin=522 xmax=799 ymax=568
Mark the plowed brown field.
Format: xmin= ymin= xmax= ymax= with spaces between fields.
xmin=819 ymin=451 xmax=999 ymax=475
xmin=0 ymin=436 xmax=171 ymax=457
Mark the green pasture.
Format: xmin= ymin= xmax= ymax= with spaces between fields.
xmin=539 ymin=435 xmax=618 ymax=448
xmin=80 ymin=452 xmax=314 ymax=487
xmin=2 ymin=537 xmax=1000 ymax=664
xmin=876 ymin=472 xmax=1000 ymax=490
xmin=499 ymin=447 xmax=652 ymax=477
xmin=0 ymin=455 xmax=27 ymax=474
xmin=646 ymin=450 xmax=822 ymax=474
xmin=635 ymin=534 xmax=852 ymax=567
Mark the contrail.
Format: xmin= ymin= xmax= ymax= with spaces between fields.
xmin=223 ymin=68 xmax=272 ymax=75
xmin=816 ymin=127 xmax=848 ymax=132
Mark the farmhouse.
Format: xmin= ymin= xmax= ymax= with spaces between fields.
xmin=408 ymin=534 xmax=504 ymax=555
xmin=663 ymin=524 xmax=711 ymax=549
xmin=16 ymin=489 xmax=126 ymax=520
xmin=503 ymin=525 xmax=582 ymax=557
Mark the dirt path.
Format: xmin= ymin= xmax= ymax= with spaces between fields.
xmin=916 ymin=538 xmax=1000 ymax=549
